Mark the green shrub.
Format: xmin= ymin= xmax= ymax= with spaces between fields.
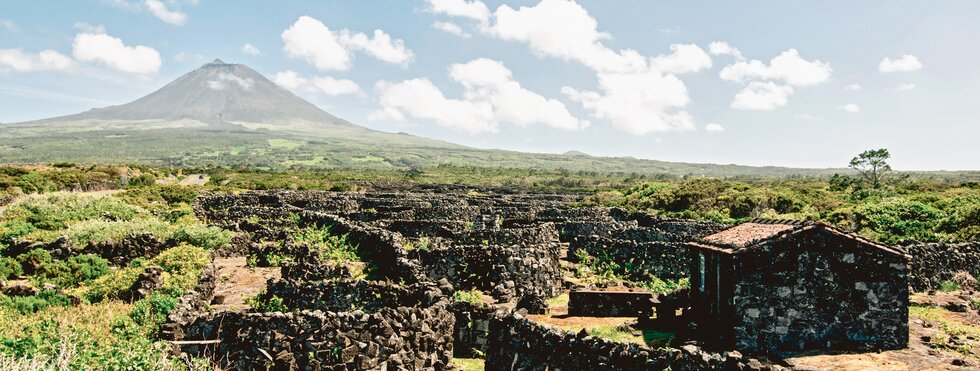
xmin=0 ymin=257 xmax=22 ymax=279
xmin=171 ymin=223 xmax=231 ymax=250
xmin=129 ymin=292 xmax=177 ymax=333
xmin=33 ymin=254 xmax=110 ymax=289
xmin=939 ymin=280 xmax=960 ymax=292
xmin=245 ymin=290 xmax=288 ymax=312
xmin=453 ymin=289 xmax=486 ymax=308
xmin=126 ymin=174 xmax=156 ymax=187
xmin=15 ymin=248 xmax=52 ymax=276
xmin=0 ymin=290 xmax=72 ymax=314
xmin=294 ymin=227 xmax=359 ymax=263
xmin=72 ymin=244 xmax=210 ymax=302
xmin=2 ymin=193 xmax=144 ymax=231
xmin=0 ymin=220 xmax=36 ymax=244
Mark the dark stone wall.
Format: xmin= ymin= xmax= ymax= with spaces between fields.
xmin=264 ymin=279 xmax=443 ymax=313
xmin=181 ymin=305 xmax=455 ymax=370
xmin=451 ymin=301 xmax=495 ymax=357
xmin=730 ymin=229 xmax=909 ymax=353
xmin=903 ymin=242 xmax=980 ymax=292
xmin=485 ymin=311 xmax=755 ymax=371
xmin=568 ymin=290 xmax=654 ymax=317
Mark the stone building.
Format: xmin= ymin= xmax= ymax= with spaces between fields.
xmin=686 ymin=219 xmax=908 ymax=353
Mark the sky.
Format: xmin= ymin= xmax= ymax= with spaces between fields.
xmin=1 ymin=0 xmax=978 ymax=170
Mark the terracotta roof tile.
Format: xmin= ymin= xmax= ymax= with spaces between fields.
xmin=700 ymin=222 xmax=800 ymax=249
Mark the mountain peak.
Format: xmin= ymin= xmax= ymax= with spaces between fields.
xmin=21 ymin=60 xmax=360 ymax=132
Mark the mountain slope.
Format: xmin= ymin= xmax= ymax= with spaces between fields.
xmin=0 ymin=59 xmax=881 ymax=177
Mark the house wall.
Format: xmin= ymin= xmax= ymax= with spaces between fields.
xmin=731 ymin=229 xmax=908 ymax=353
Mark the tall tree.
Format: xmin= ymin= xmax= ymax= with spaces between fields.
xmin=849 ymin=148 xmax=892 ymax=189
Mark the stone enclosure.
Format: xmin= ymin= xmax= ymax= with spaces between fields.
xmin=150 ymin=187 xmax=977 ymax=369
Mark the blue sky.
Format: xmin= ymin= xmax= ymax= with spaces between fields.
xmin=1 ymin=0 xmax=977 ymax=170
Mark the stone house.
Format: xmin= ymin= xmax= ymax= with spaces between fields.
xmin=686 ymin=219 xmax=908 ymax=353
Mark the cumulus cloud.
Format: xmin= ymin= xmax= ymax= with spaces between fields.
xmin=312 ymin=76 xmax=362 ymax=96
xmin=425 ymin=0 xmax=491 ymax=24
xmin=705 ymin=123 xmax=724 ymax=132
xmin=839 ymin=103 xmax=861 ymax=113
xmin=488 ymin=0 xmax=647 ymax=73
xmin=273 ymin=70 xmax=361 ymax=97
xmin=375 ymin=58 xmax=584 ymax=134
xmin=282 ymin=16 xmax=412 ymax=71
xmin=708 ymin=41 xmax=743 ymax=60
xmin=730 ymin=82 xmax=794 ymax=111
xmin=273 ymin=70 xmax=308 ymax=90
xmin=720 ymin=49 xmax=831 ymax=87
xmin=649 ymin=44 xmax=712 ymax=75
xmin=207 ymin=72 xmax=254 ymax=91
xmin=143 ymin=0 xmax=187 ymax=25
xmin=72 ymin=30 xmax=161 ymax=75
xmin=431 ymin=21 xmax=471 ymax=38
xmin=481 ymin=0 xmax=702 ymax=134
xmin=563 ymin=70 xmax=694 ymax=135
xmin=720 ymin=49 xmax=830 ymax=110
xmin=338 ymin=29 xmax=413 ymax=66
xmin=0 ymin=49 xmax=75 ymax=72
xmin=896 ymin=83 xmax=917 ymax=91
xmin=879 ymin=54 xmax=922 ymax=73
xmin=241 ymin=43 xmax=261 ymax=56
xmin=845 ymin=83 xmax=862 ymax=91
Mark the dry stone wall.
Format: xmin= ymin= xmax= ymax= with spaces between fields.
xmin=903 ymin=242 xmax=980 ymax=292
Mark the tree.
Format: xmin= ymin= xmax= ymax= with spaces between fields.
xmin=849 ymin=148 xmax=892 ymax=189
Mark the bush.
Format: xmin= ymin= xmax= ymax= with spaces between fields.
xmin=126 ymin=174 xmax=156 ymax=187
xmin=15 ymin=248 xmax=52 ymax=276
xmin=129 ymin=292 xmax=177 ymax=334
xmin=33 ymin=254 xmax=111 ymax=289
xmin=0 ymin=257 xmax=22 ymax=280
xmin=293 ymin=227 xmax=359 ymax=263
xmin=0 ymin=290 xmax=72 ymax=314
xmin=72 ymin=244 xmax=210 ymax=302
xmin=453 ymin=289 xmax=486 ymax=308
xmin=245 ymin=290 xmax=288 ymax=312
xmin=2 ymin=193 xmax=144 ymax=231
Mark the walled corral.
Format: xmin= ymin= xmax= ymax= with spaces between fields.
xmin=160 ymin=189 xmax=980 ymax=369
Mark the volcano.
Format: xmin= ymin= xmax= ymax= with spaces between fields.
xmin=21 ymin=59 xmax=374 ymax=135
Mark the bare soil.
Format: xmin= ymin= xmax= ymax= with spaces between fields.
xmin=210 ymin=257 xmax=280 ymax=312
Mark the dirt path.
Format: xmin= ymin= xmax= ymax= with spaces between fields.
xmin=210 ymin=257 xmax=280 ymax=312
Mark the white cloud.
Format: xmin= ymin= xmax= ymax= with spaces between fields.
xmin=241 ymin=43 xmax=261 ymax=56
xmin=72 ymin=31 xmax=161 ymax=75
xmin=143 ymin=0 xmax=187 ymax=26
xmin=483 ymin=0 xmax=699 ymax=134
xmin=720 ymin=49 xmax=830 ymax=111
xmin=705 ymin=123 xmax=724 ymax=132
xmin=312 ymin=76 xmax=362 ymax=96
xmin=376 ymin=58 xmax=584 ymax=133
xmin=282 ymin=16 xmax=351 ymax=71
xmin=839 ymin=103 xmax=861 ymax=113
xmin=273 ymin=70 xmax=308 ymax=90
xmin=173 ymin=51 xmax=206 ymax=63
xmin=338 ymin=29 xmax=413 ymax=66
xmin=425 ymin=0 xmax=490 ymax=23
xmin=845 ymin=83 xmax=862 ymax=91
xmin=708 ymin=41 xmax=743 ymax=60
xmin=487 ymin=0 xmax=646 ymax=73
xmin=730 ymin=81 xmax=794 ymax=111
xmin=563 ymin=70 xmax=694 ymax=135
xmin=273 ymin=70 xmax=361 ymax=97
xmin=375 ymin=78 xmax=495 ymax=133
xmin=0 ymin=20 xmax=16 ymax=31
xmin=896 ymin=83 xmax=917 ymax=91
xmin=74 ymin=22 xmax=106 ymax=34
xmin=431 ymin=21 xmax=471 ymax=38
xmin=0 ymin=49 xmax=74 ymax=72
xmin=720 ymin=49 xmax=831 ymax=87
xmin=207 ymin=72 xmax=254 ymax=91
xmin=281 ymin=16 xmax=412 ymax=71
xmin=649 ymin=44 xmax=712 ymax=75
xmin=879 ymin=54 xmax=922 ymax=73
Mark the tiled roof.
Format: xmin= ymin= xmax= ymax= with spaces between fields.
xmin=699 ymin=222 xmax=802 ymax=249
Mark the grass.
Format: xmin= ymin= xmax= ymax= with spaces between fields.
xmin=451 ymin=357 xmax=485 ymax=371
xmin=266 ymin=139 xmax=305 ymax=150
xmin=546 ymin=292 xmax=569 ymax=309
xmin=939 ymin=280 xmax=961 ymax=292
xmin=910 ymin=305 xmax=980 ymax=357
xmin=454 ymin=289 xmax=486 ymax=308
xmin=554 ymin=323 xmax=645 ymax=344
